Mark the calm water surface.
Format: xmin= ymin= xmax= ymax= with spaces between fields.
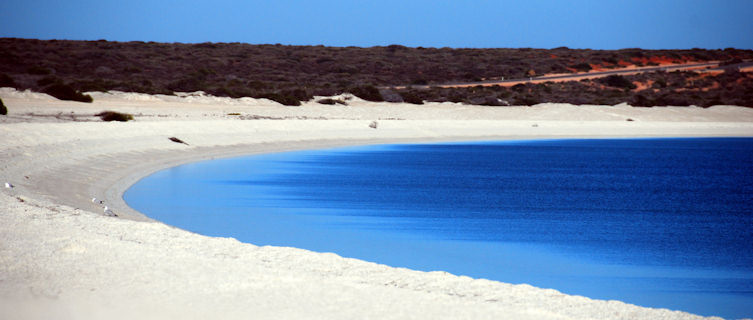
xmin=125 ymin=138 xmax=753 ymax=319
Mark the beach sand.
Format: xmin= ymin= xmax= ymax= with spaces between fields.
xmin=2 ymin=88 xmax=751 ymax=319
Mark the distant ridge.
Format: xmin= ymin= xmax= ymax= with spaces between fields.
xmin=1 ymin=38 xmax=752 ymax=107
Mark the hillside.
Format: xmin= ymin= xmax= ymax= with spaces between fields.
xmin=1 ymin=38 xmax=752 ymax=107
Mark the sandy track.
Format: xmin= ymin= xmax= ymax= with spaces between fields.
xmin=402 ymin=61 xmax=722 ymax=89
xmin=3 ymin=89 xmax=751 ymax=319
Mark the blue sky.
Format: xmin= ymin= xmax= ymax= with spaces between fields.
xmin=1 ymin=0 xmax=751 ymax=49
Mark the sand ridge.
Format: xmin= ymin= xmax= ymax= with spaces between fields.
xmin=3 ymin=88 xmax=751 ymax=319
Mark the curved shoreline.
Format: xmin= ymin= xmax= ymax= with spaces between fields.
xmin=123 ymin=136 xmax=753 ymax=319
xmin=109 ymin=131 xmax=753 ymax=223
xmin=3 ymin=91 xmax=752 ymax=319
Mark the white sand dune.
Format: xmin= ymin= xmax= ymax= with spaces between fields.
xmin=2 ymin=88 xmax=751 ymax=319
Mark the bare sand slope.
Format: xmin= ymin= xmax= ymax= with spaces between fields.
xmin=2 ymin=89 xmax=751 ymax=319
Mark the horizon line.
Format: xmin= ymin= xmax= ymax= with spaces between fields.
xmin=3 ymin=36 xmax=751 ymax=52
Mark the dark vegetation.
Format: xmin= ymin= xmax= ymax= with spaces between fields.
xmin=316 ymin=98 xmax=348 ymax=105
xmin=392 ymin=70 xmax=753 ymax=107
xmin=42 ymin=83 xmax=93 ymax=102
xmin=599 ymin=75 xmax=637 ymax=90
xmin=1 ymin=38 xmax=752 ymax=106
xmin=95 ymin=110 xmax=134 ymax=122
xmin=0 ymin=98 xmax=6 ymax=115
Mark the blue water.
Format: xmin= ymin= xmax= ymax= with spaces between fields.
xmin=125 ymin=138 xmax=753 ymax=319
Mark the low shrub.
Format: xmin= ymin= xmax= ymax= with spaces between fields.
xmin=95 ymin=111 xmax=134 ymax=122
xmin=720 ymin=58 xmax=743 ymax=66
xmin=0 ymin=73 xmax=16 ymax=87
xmin=349 ymin=85 xmax=383 ymax=102
xmin=167 ymin=77 xmax=205 ymax=93
xmin=653 ymin=78 xmax=667 ymax=89
xmin=43 ymin=83 xmax=93 ymax=103
xmin=467 ymin=95 xmax=508 ymax=106
xmin=600 ymin=75 xmax=637 ymax=90
xmin=512 ymin=94 xmax=541 ymax=106
xmin=0 ymin=98 xmax=7 ymax=115
xmin=630 ymin=94 xmax=652 ymax=107
xmin=27 ymin=66 xmax=52 ymax=75
xmin=37 ymin=76 xmax=60 ymax=87
xmin=377 ymin=88 xmax=403 ymax=103
xmin=400 ymin=91 xmax=424 ymax=105
xmin=317 ymin=98 xmax=347 ymax=105
xmin=256 ymin=93 xmax=301 ymax=106
xmin=570 ymin=63 xmax=592 ymax=72
xmin=653 ymin=93 xmax=691 ymax=106
xmin=283 ymin=89 xmax=312 ymax=102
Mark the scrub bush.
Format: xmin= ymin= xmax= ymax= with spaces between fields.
xmin=95 ymin=111 xmax=134 ymax=122
xmin=317 ymin=98 xmax=347 ymax=105
xmin=0 ymin=73 xmax=15 ymax=87
xmin=26 ymin=66 xmax=52 ymax=75
xmin=349 ymin=85 xmax=383 ymax=102
xmin=600 ymin=75 xmax=637 ymax=89
xmin=400 ymin=91 xmax=424 ymax=105
xmin=43 ymin=83 xmax=93 ymax=103
xmin=256 ymin=93 xmax=301 ymax=106
xmin=570 ymin=63 xmax=592 ymax=72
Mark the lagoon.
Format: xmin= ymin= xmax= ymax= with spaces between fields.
xmin=125 ymin=138 xmax=753 ymax=319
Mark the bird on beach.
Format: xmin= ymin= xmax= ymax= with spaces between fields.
xmin=91 ymin=197 xmax=97 ymax=203
xmin=103 ymin=206 xmax=116 ymax=217
xmin=4 ymin=182 xmax=13 ymax=189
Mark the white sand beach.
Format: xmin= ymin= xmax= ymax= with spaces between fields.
xmin=2 ymin=88 xmax=752 ymax=319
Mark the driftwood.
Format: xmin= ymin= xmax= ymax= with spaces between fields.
xmin=168 ymin=137 xmax=189 ymax=145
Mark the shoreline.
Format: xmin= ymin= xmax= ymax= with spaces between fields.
xmin=108 ymin=133 xmax=750 ymax=222
xmin=3 ymin=90 xmax=751 ymax=319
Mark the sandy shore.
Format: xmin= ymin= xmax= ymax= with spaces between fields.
xmin=2 ymin=88 xmax=751 ymax=319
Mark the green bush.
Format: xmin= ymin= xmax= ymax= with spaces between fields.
xmin=95 ymin=111 xmax=134 ymax=122
xmin=0 ymin=98 xmax=7 ymax=115
xmin=43 ymin=83 xmax=93 ymax=103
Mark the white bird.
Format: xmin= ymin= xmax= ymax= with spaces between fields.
xmin=91 ymin=197 xmax=97 ymax=203
xmin=4 ymin=182 xmax=13 ymax=189
xmin=103 ymin=206 xmax=115 ymax=216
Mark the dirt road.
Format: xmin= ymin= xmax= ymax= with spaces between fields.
xmin=398 ymin=61 xmax=723 ymax=89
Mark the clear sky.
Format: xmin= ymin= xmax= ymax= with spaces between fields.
xmin=1 ymin=0 xmax=751 ymax=49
